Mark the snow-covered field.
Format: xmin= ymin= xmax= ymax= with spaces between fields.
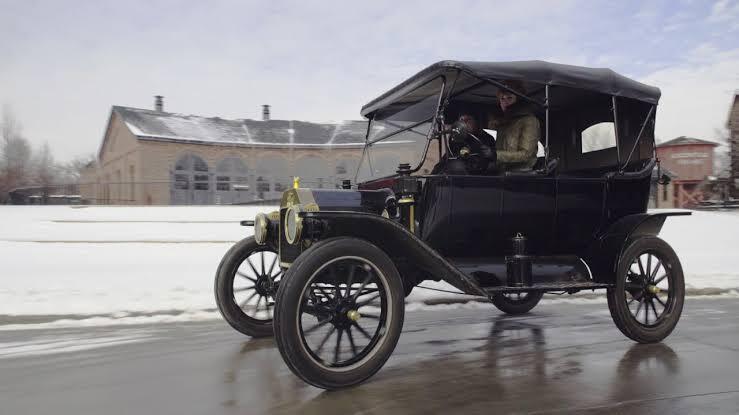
xmin=0 ymin=205 xmax=737 ymax=329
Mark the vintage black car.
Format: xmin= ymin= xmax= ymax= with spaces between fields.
xmin=215 ymin=60 xmax=689 ymax=389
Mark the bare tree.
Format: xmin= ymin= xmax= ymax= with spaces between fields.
xmin=32 ymin=141 xmax=56 ymax=183
xmin=1 ymin=106 xmax=33 ymax=202
xmin=713 ymin=127 xmax=730 ymax=178
xmin=58 ymin=153 xmax=96 ymax=183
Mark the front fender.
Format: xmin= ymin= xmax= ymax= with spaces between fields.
xmin=585 ymin=211 xmax=691 ymax=283
xmin=302 ymin=211 xmax=487 ymax=297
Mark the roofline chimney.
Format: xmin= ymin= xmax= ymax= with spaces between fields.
xmin=155 ymin=95 xmax=164 ymax=112
xmin=262 ymin=104 xmax=270 ymax=121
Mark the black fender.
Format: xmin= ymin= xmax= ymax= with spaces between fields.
xmin=302 ymin=211 xmax=488 ymax=297
xmin=585 ymin=211 xmax=691 ymax=283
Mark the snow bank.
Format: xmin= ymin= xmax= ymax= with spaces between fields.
xmin=0 ymin=206 xmax=737 ymax=328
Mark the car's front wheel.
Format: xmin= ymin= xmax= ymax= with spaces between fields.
xmin=273 ymin=237 xmax=404 ymax=390
xmin=607 ymin=236 xmax=685 ymax=343
xmin=214 ymin=237 xmax=282 ymax=337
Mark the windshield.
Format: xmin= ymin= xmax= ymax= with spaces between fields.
xmin=355 ymin=77 xmax=444 ymax=182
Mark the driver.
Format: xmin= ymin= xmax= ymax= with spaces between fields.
xmin=456 ymin=113 xmax=496 ymax=160
xmin=488 ymin=80 xmax=539 ymax=171
xmin=431 ymin=112 xmax=495 ymax=174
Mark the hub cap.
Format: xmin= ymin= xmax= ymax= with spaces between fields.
xmin=232 ymin=249 xmax=282 ymax=321
xmin=624 ymin=251 xmax=674 ymax=327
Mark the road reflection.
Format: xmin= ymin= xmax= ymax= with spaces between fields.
xmin=219 ymin=315 xmax=682 ymax=414
xmin=609 ymin=343 xmax=680 ymax=403
xmin=219 ymin=337 xmax=319 ymax=412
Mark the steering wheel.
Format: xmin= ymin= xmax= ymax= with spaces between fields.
xmin=449 ymin=119 xmax=484 ymax=148
xmin=446 ymin=119 xmax=497 ymax=174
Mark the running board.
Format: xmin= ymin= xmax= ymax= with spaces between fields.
xmin=484 ymin=281 xmax=613 ymax=293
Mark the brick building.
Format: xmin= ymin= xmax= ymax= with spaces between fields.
xmin=81 ymin=99 xmax=436 ymax=205
xmin=655 ymin=136 xmax=718 ymax=207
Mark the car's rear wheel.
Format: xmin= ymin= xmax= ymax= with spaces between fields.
xmin=607 ymin=237 xmax=684 ymax=343
xmin=215 ymin=237 xmax=282 ymax=337
xmin=491 ymin=291 xmax=544 ymax=315
xmin=273 ymin=237 xmax=404 ymax=390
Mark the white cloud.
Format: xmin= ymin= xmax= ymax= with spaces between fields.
xmin=708 ymin=0 xmax=739 ymax=30
xmin=640 ymin=45 xmax=739 ymax=142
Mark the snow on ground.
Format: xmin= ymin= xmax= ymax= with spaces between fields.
xmin=0 ymin=205 xmax=737 ymax=328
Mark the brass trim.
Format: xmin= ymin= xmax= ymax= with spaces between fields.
xmin=253 ymin=213 xmax=268 ymax=245
xmin=285 ymin=205 xmax=303 ymax=244
xmin=409 ymin=204 xmax=415 ymax=233
xmin=347 ymin=310 xmax=361 ymax=322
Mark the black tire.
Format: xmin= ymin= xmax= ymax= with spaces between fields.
xmin=607 ymin=236 xmax=685 ymax=343
xmin=491 ymin=291 xmax=544 ymax=315
xmin=214 ymin=237 xmax=282 ymax=338
xmin=273 ymin=237 xmax=405 ymax=390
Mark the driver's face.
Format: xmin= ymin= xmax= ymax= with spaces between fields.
xmin=459 ymin=114 xmax=478 ymax=131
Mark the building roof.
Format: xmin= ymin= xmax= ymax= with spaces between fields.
xmin=113 ymin=106 xmax=368 ymax=148
xmin=656 ymin=136 xmax=719 ymax=148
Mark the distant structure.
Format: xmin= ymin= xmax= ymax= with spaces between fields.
xmin=649 ymin=167 xmax=676 ymax=209
xmin=655 ymin=136 xmax=719 ymax=207
xmin=80 ymin=97 xmax=435 ymax=205
xmin=728 ymin=91 xmax=739 ymax=198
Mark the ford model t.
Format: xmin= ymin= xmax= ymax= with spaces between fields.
xmin=215 ymin=60 xmax=688 ymax=389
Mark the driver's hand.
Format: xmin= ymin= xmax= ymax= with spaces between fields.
xmin=480 ymin=145 xmax=495 ymax=159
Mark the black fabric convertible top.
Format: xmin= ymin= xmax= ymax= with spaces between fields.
xmin=360 ymin=60 xmax=661 ymax=117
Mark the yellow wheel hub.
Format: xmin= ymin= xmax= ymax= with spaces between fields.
xmin=346 ymin=310 xmax=361 ymax=322
xmin=647 ymin=285 xmax=661 ymax=294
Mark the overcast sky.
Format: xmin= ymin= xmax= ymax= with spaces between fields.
xmin=1 ymin=0 xmax=738 ymax=161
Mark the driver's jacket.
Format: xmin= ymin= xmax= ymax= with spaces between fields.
xmin=489 ymin=104 xmax=539 ymax=171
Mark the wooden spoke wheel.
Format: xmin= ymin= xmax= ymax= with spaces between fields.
xmin=274 ymin=238 xmax=404 ymax=390
xmin=607 ymin=237 xmax=684 ymax=343
xmin=215 ymin=237 xmax=282 ymax=337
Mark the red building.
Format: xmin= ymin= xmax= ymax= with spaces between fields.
xmin=656 ymin=136 xmax=719 ymax=207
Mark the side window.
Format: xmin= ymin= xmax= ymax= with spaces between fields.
xmin=581 ymin=122 xmax=616 ymax=153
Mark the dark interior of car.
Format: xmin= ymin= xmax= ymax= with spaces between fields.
xmin=443 ymin=84 xmax=655 ymax=178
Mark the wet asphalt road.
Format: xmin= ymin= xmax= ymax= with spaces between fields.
xmin=2 ymin=297 xmax=739 ymax=414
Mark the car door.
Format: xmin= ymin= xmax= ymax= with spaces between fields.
xmin=555 ymin=176 xmax=607 ymax=254
xmin=502 ymin=173 xmax=556 ymax=254
xmin=445 ymin=175 xmax=506 ymax=257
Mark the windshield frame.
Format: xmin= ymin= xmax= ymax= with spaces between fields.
xmin=354 ymin=76 xmax=447 ymax=183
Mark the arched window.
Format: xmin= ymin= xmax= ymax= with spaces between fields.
xmin=215 ymin=157 xmax=250 ymax=204
xmin=172 ymin=154 xmax=212 ymax=204
xmin=216 ymin=157 xmax=249 ymax=191
xmin=255 ymin=156 xmax=290 ymax=200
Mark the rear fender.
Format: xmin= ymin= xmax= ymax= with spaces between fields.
xmin=301 ymin=211 xmax=488 ymax=297
xmin=586 ymin=211 xmax=691 ymax=283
